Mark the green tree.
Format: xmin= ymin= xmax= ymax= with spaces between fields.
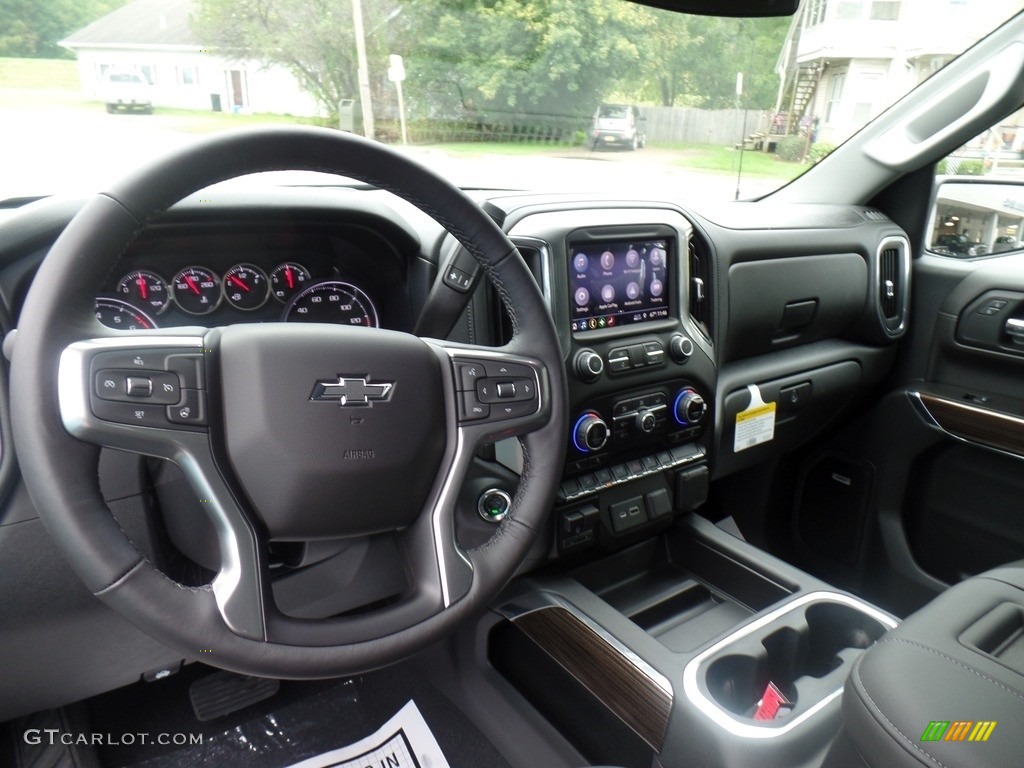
xmin=0 ymin=0 xmax=129 ymax=58
xmin=194 ymin=0 xmax=399 ymax=121
xmin=398 ymin=0 xmax=653 ymax=122
xmin=639 ymin=14 xmax=788 ymax=108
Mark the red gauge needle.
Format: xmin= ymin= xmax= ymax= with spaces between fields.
xmin=285 ymin=266 xmax=295 ymax=289
xmin=136 ymin=275 xmax=148 ymax=300
xmin=183 ymin=275 xmax=201 ymax=295
xmin=228 ymin=275 xmax=250 ymax=292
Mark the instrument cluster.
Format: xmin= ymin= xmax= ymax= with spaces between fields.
xmin=95 ymin=256 xmax=380 ymax=331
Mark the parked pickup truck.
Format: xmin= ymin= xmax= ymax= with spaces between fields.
xmin=99 ymin=72 xmax=153 ymax=114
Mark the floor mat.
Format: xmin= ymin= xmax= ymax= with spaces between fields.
xmin=86 ymin=663 xmax=512 ymax=768
xmin=282 ymin=700 xmax=447 ymax=768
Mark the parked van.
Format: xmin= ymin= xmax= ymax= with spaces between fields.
xmin=589 ymin=103 xmax=646 ymax=150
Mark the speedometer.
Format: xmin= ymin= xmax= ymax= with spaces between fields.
xmin=282 ymin=280 xmax=379 ymax=327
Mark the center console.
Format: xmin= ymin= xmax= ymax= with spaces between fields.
xmin=489 ymin=516 xmax=898 ymax=768
xmin=504 ymin=207 xmax=716 ymax=559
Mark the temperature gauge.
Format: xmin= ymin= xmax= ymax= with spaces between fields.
xmin=270 ymin=262 xmax=311 ymax=304
xmin=223 ymin=264 xmax=270 ymax=311
xmin=171 ymin=266 xmax=221 ymax=315
xmin=116 ymin=270 xmax=169 ymax=314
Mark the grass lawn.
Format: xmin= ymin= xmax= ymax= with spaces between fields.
xmin=654 ymin=142 xmax=808 ymax=180
xmin=0 ymin=57 xmax=79 ymax=89
xmin=425 ymin=141 xmax=573 ymax=157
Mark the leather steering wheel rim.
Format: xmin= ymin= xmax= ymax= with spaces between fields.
xmin=9 ymin=126 xmax=567 ymax=678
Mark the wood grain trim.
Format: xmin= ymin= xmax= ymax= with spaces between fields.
xmin=917 ymin=392 xmax=1024 ymax=457
xmin=512 ymin=605 xmax=672 ymax=751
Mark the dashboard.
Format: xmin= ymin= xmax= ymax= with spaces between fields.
xmin=0 ymin=184 xmax=911 ymax=721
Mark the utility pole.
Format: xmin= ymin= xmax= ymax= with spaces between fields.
xmin=351 ymin=0 xmax=374 ymax=140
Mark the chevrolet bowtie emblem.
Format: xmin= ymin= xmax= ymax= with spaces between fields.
xmin=310 ymin=376 xmax=394 ymax=407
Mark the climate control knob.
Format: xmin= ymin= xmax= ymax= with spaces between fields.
xmin=574 ymin=349 xmax=604 ymax=382
xmin=573 ymin=412 xmax=609 ymax=453
xmin=635 ymin=408 xmax=658 ymax=434
xmin=673 ymin=388 xmax=707 ymax=426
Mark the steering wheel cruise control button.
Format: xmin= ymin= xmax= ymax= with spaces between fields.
xmin=91 ymin=399 xmax=169 ymax=428
xmin=125 ymin=376 xmax=153 ymax=397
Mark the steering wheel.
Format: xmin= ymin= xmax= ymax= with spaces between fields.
xmin=9 ymin=126 xmax=567 ymax=678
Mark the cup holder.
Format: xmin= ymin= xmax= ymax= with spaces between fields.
xmin=702 ymin=599 xmax=890 ymax=721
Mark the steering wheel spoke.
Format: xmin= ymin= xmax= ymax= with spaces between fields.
xmin=58 ymin=333 xmax=269 ymax=640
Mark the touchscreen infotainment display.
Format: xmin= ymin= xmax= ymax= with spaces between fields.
xmin=568 ymin=239 xmax=671 ymax=332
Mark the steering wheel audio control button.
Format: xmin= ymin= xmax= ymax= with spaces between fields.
xmin=459 ymin=391 xmax=489 ymax=421
xmin=491 ymin=401 xmax=536 ymax=420
xmin=456 ymin=362 xmax=484 ymax=390
xmin=476 ymin=376 xmax=536 ymax=404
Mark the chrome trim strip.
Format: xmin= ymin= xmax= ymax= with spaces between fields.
xmin=681 ymin=591 xmax=898 ymax=739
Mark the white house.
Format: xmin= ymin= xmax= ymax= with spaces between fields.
xmin=776 ymin=0 xmax=1023 ymax=146
xmin=60 ymin=0 xmax=321 ymax=117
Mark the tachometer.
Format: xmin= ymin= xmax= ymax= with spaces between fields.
xmin=171 ymin=266 xmax=221 ymax=315
xmin=95 ymin=298 xmax=159 ymax=330
xmin=282 ymin=280 xmax=379 ymax=327
xmin=223 ymin=263 xmax=270 ymax=311
xmin=116 ymin=270 xmax=169 ymax=314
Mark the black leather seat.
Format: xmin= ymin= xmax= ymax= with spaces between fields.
xmin=827 ymin=563 xmax=1024 ymax=768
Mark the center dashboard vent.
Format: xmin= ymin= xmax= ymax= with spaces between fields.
xmin=494 ymin=239 xmax=548 ymax=345
xmin=876 ymin=236 xmax=909 ymax=337
xmin=688 ymin=236 xmax=712 ymax=342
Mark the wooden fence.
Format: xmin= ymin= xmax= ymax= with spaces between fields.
xmin=639 ymin=107 xmax=773 ymax=145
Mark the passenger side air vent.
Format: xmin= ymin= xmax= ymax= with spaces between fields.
xmin=862 ymin=208 xmax=889 ymax=222
xmin=876 ymin=237 xmax=909 ymax=337
xmin=688 ymin=236 xmax=712 ymax=342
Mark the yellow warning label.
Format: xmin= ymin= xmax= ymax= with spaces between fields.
xmin=734 ymin=401 xmax=776 ymax=452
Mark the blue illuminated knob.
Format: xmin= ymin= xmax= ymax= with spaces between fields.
xmin=673 ymin=388 xmax=706 ymax=426
xmin=573 ymin=412 xmax=609 ymax=453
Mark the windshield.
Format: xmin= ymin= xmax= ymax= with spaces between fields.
xmin=1 ymin=0 xmax=1021 ymax=201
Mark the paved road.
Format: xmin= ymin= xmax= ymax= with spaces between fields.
xmin=1 ymin=93 xmax=783 ymax=202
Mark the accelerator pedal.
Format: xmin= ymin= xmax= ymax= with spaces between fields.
xmin=188 ymin=671 xmax=280 ymax=722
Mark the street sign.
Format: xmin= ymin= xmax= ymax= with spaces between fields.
xmin=388 ymin=54 xmax=406 ymax=83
